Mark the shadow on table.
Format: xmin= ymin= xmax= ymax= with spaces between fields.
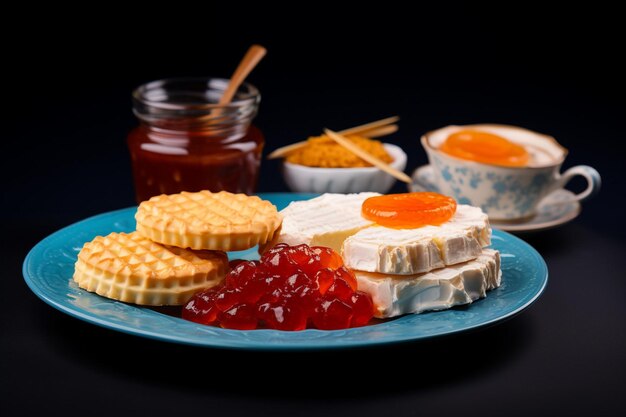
xmin=37 ymin=303 xmax=534 ymax=399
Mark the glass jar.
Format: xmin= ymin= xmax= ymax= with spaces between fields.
xmin=127 ymin=78 xmax=263 ymax=203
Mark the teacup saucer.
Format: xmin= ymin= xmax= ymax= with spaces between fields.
xmin=409 ymin=165 xmax=581 ymax=232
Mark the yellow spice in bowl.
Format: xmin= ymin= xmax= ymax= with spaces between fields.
xmin=286 ymin=135 xmax=393 ymax=168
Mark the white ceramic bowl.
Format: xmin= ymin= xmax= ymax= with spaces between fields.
xmin=282 ymin=143 xmax=407 ymax=194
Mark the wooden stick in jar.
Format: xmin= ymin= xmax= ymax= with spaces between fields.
xmin=219 ymin=45 xmax=267 ymax=105
xmin=324 ymin=129 xmax=412 ymax=183
xmin=198 ymin=45 xmax=266 ymax=122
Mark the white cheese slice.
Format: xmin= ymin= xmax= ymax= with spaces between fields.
xmin=355 ymin=249 xmax=501 ymax=318
xmin=275 ymin=192 xmax=380 ymax=253
xmin=342 ymin=204 xmax=491 ymax=275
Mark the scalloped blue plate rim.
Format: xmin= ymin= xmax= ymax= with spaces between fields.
xmin=23 ymin=192 xmax=548 ymax=350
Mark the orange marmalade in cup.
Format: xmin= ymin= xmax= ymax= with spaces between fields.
xmin=439 ymin=129 xmax=530 ymax=167
xmin=127 ymin=78 xmax=263 ymax=203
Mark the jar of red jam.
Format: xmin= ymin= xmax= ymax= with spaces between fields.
xmin=128 ymin=78 xmax=263 ymax=203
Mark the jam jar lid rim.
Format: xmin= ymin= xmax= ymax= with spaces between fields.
xmin=132 ymin=77 xmax=260 ymax=111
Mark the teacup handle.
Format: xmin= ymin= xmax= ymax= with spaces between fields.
xmin=554 ymin=165 xmax=601 ymax=202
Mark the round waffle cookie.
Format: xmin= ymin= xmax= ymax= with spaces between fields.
xmin=73 ymin=232 xmax=228 ymax=306
xmin=135 ymin=191 xmax=282 ymax=251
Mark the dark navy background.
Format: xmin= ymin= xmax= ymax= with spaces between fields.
xmin=3 ymin=5 xmax=625 ymax=417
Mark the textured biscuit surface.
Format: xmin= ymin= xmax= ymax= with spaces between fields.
xmin=135 ymin=191 xmax=282 ymax=251
xmin=73 ymin=232 xmax=228 ymax=305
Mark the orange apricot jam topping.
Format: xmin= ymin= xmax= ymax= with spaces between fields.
xmin=362 ymin=192 xmax=457 ymax=229
xmin=440 ymin=130 xmax=529 ymax=167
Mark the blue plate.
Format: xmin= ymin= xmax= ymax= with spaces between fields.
xmin=23 ymin=193 xmax=548 ymax=350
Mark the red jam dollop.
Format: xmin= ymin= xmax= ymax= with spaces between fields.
xmin=182 ymin=243 xmax=374 ymax=331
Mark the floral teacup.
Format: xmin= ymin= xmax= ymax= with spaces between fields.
xmin=420 ymin=124 xmax=601 ymax=221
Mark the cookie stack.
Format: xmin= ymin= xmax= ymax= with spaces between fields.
xmin=73 ymin=191 xmax=282 ymax=306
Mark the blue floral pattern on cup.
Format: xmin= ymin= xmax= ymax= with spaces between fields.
xmin=418 ymin=125 xmax=601 ymax=220
xmin=423 ymin=152 xmax=600 ymax=220
xmin=411 ymin=168 xmax=585 ymax=231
